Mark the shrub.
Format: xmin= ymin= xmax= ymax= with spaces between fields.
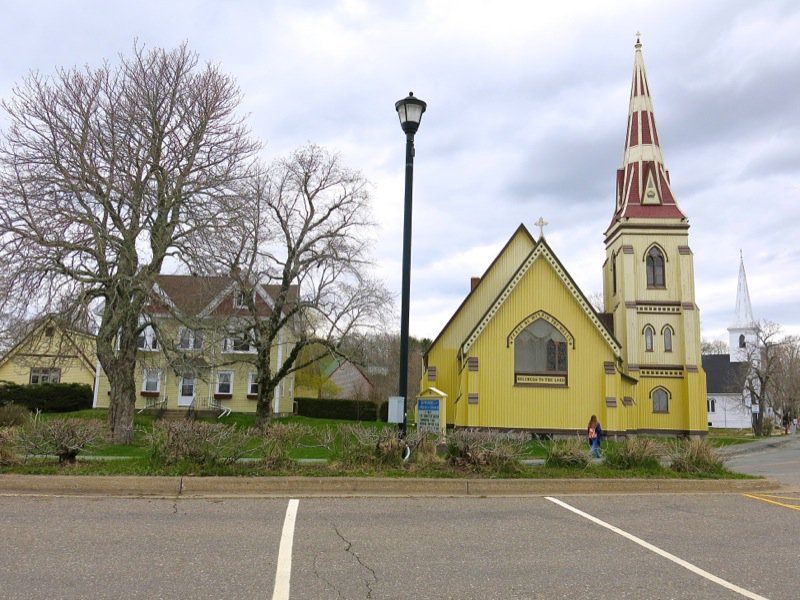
xmin=0 ymin=382 xmax=93 ymax=413
xmin=446 ymin=429 xmax=528 ymax=471
xmin=0 ymin=403 xmax=30 ymax=427
xmin=294 ymin=397 xmax=386 ymax=421
xmin=603 ymin=437 xmax=664 ymax=470
xmin=145 ymin=421 xmax=257 ymax=467
xmin=544 ymin=437 xmax=590 ymax=468
xmin=0 ymin=427 xmax=18 ymax=465
xmin=258 ymin=422 xmax=312 ymax=468
xmin=336 ymin=424 xmax=407 ymax=468
xmin=669 ymin=438 xmax=725 ymax=474
xmin=16 ymin=417 xmax=105 ymax=464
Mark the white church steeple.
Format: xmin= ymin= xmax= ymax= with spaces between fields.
xmin=728 ymin=252 xmax=757 ymax=361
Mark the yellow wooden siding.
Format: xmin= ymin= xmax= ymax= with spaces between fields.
xmin=463 ymin=254 xmax=618 ymax=430
xmin=0 ymin=327 xmax=96 ymax=388
xmin=424 ymin=228 xmax=535 ymax=425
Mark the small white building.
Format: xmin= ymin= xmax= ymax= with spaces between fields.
xmin=703 ymin=255 xmax=757 ymax=429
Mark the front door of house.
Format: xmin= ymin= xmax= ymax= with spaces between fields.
xmin=178 ymin=374 xmax=195 ymax=407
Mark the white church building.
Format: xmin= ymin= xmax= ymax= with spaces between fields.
xmin=702 ymin=255 xmax=757 ymax=429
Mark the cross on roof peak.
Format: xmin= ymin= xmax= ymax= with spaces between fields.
xmin=534 ymin=216 xmax=548 ymax=240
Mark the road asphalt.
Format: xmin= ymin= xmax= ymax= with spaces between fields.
xmin=0 ymin=434 xmax=794 ymax=498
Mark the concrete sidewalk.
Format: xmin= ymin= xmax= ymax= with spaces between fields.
xmin=0 ymin=473 xmax=780 ymax=498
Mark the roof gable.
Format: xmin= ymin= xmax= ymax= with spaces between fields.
xmin=460 ymin=238 xmax=620 ymax=357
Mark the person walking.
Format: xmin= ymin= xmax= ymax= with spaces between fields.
xmin=587 ymin=415 xmax=603 ymax=458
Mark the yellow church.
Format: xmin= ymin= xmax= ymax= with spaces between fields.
xmin=421 ymin=39 xmax=707 ymax=437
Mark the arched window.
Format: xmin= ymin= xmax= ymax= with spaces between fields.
xmin=644 ymin=325 xmax=654 ymax=352
xmin=514 ymin=319 xmax=567 ymax=375
xmin=662 ymin=326 xmax=673 ymax=353
xmin=738 ymin=334 xmax=746 ymax=349
xmin=646 ymin=247 xmax=665 ymax=288
xmin=652 ymin=388 xmax=669 ymax=413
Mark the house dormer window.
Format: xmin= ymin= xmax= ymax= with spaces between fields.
xmin=136 ymin=325 xmax=159 ymax=351
xmin=234 ymin=289 xmax=251 ymax=309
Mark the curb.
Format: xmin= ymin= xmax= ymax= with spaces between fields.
xmin=0 ymin=474 xmax=780 ymax=498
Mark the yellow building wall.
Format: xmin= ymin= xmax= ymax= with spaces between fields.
xmin=425 ymin=228 xmax=535 ymax=424
xmin=93 ymin=320 xmax=296 ymax=414
xmin=460 ymin=254 xmax=619 ymax=431
xmin=0 ymin=326 xmax=96 ymax=388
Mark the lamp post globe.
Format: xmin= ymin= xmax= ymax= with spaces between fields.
xmin=395 ymin=92 xmax=426 ymax=438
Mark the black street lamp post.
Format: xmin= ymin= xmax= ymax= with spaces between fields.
xmin=395 ymin=92 xmax=426 ymax=437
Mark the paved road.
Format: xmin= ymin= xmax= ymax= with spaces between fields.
xmin=2 ymin=438 xmax=799 ymax=600
xmin=2 ymin=492 xmax=799 ymax=600
xmin=723 ymin=435 xmax=800 ymax=488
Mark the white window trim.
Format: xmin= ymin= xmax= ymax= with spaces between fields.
xmin=223 ymin=334 xmax=256 ymax=354
xmin=142 ymin=369 xmax=162 ymax=393
xmin=216 ymin=371 xmax=234 ymax=395
xmin=137 ymin=325 xmax=160 ymax=352
xmin=178 ymin=327 xmax=203 ymax=351
xmin=248 ymin=372 xmax=259 ymax=395
xmin=30 ymin=367 xmax=61 ymax=384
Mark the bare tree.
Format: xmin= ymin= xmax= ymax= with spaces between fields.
xmin=740 ymin=321 xmax=799 ymax=436
xmin=0 ymin=43 xmax=258 ymax=442
xmin=701 ymin=339 xmax=729 ymax=355
xmin=185 ymin=145 xmax=392 ymax=426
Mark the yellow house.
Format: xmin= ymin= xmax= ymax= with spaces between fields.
xmin=0 ymin=316 xmax=97 ymax=389
xmin=422 ymin=39 xmax=707 ymax=437
xmin=93 ymin=275 xmax=297 ymax=416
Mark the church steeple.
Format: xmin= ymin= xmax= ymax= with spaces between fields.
xmin=609 ymin=35 xmax=687 ymax=228
xmin=728 ymin=252 xmax=757 ymax=361
xmin=731 ymin=252 xmax=755 ymax=329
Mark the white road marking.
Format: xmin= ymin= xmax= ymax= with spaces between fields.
xmin=545 ymin=496 xmax=770 ymax=600
xmin=272 ymin=499 xmax=299 ymax=600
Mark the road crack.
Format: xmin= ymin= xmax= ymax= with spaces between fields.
xmin=333 ymin=523 xmax=378 ymax=598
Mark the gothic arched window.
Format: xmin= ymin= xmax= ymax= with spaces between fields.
xmin=611 ymin=251 xmax=617 ymax=295
xmin=652 ymin=388 xmax=669 ymax=413
xmin=646 ymin=247 xmax=665 ymax=288
xmin=662 ymin=326 xmax=673 ymax=353
xmin=738 ymin=334 xmax=746 ymax=349
xmin=514 ymin=319 xmax=567 ymax=375
xmin=644 ymin=325 xmax=654 ymax=352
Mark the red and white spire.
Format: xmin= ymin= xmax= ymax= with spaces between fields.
xmin=610 ymin=35 xmax=686 ymax=225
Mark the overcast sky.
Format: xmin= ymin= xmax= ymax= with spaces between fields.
xmin=1 ymin=0 xmax=798 ymax=344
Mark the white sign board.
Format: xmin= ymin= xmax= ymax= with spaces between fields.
xmin=416 ymin=398 xmax=440 ymax=434
xmin=388 ymin=396 xmax=405 ymax=424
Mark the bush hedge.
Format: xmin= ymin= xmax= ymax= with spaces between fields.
xmin=0 ymin=382 xmax=93 ymax=413
xmin=294 ymin=397 xmax=387 ymax=421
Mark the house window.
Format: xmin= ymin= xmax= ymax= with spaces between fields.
xmin=514 ymin=319 xmax=568 ymax=379
xmin=216 ymin=371 xmax=234 ymax=395
xmin=178 ymin=328 xmax=203 ymax=351
xmin=644 ymin=326 xmax=654 ymax=352
xmin=224 ymin=332 xmax=254 ymax=353
xmin=143 ymin=369 xmax=161 ymax=393
xmin=136 ymin=325 xmax=159 ymax=351
xmin=234 ymin=290 xmax=251 ymax=309
xmin=45 ymin=326 xmax=55 ymax=338
xmin=708 ymin=398 xmax=716 ymax=413
xmin=30 ymin=367 xmax=61 ymax=384
xmin=663 ymin=326 xmax=673 ymax=352
xmin=652 ymin=388 xmax=669 ymax=413
xmin=739 ymin=334 xmax=746 ymax=349
xmin=248 ymin=372 xmax=259 ymax=396
xmin=646 ymin=247 xmax=665 ymax=288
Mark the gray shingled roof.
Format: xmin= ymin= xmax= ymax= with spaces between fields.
xmin=702 ymin=354 xmax=749 ymax=394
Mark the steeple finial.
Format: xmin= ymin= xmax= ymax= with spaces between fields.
xmin=635 ymin=31 xmax=642 ymax=48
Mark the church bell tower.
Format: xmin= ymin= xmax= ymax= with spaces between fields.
xmin=602 ymin=36 xmax=707 ymax=433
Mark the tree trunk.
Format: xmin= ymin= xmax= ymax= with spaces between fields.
xmin=107 ymin=367 xmax=137 ymax=444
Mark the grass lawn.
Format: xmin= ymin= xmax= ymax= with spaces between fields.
xmin=0 ymin=409 xmax=749 ymax=479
